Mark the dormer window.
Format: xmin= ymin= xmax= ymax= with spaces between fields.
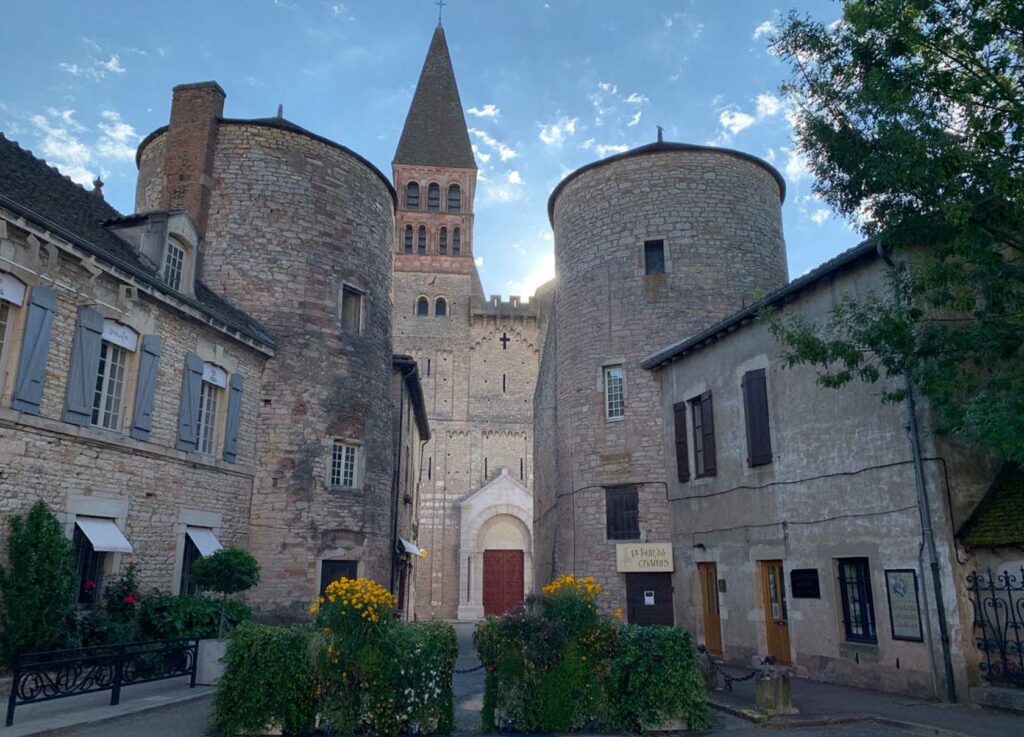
xmin=447 ymin=184 xmax=461 ymax=212
xmin=163 ymin=240 xmax=185 ymax=290
xmin=427 ymin=183 xmax=440 ymax=212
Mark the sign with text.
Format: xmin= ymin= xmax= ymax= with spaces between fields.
xmin=616 ymin=543 xmax=674 ymax=572
xmin=885 ymin=569 xmax=924 ymax=642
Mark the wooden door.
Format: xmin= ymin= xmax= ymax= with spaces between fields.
xmin=698 ymin=562 xmax=723 ymax=658
xmin=759 ymin=560 xmax=791 ymax=664
xmin=625 ymin=572 xmax=674 ymax=626
xmin=483 ymin=550 xmax=524 ymax=616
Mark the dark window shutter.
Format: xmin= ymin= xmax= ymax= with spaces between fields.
xmin=222 ymin=373 xmax=244 ymax=463
xmin=63 ymin=307 xmax=105 ymax=426
xmin=11 ymin=286 xmax=57 ymax=414
xmin=176 ymin=352 xmax=204 ymax=450
xmin=700 ymin=391 xmax=717 ymax=476
xmin=130 ymin=334 xmax=162 ymax=441
xmin=743 ymin=369 xmax=773 ymax=466
xmin=673 ymin=401 xmax=690 ymax=482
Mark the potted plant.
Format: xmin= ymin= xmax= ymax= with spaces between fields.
xmin=190 ymin=547 xmax=260 ymax=685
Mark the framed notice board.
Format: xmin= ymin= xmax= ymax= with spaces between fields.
xmin=885 ymin=569 xmax=924 ymax=642
xmin=790 ymin=568 xmax=821 ymax=599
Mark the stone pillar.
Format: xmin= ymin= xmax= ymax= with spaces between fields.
xmin=161 ymin=81 xmax=225 ymax=238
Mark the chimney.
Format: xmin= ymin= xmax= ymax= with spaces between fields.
xmin=161 ymin=81 xmax=226 ymax=238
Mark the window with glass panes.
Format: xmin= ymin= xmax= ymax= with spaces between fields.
xmin=447 ymin=184 xmax=461 ymax=212
xmin=0 ymin=302 xmax=10 ymax=363
xmin=452 ymin=228 xmax=461 ymax=255
xmin=406 ymin=182 xmax=420 ymax=209
xmin=439 ymin=227 xmax=448 ymax=254
xmin=91 ymin=341 xmax=129 ymax=430
xmin=404 ymin=225 xmax=413 ymax=253
xmin=838 ymin=557 xmax=877 ymax=643
xmin=427 ymin=183 xmax=440 ymax=211
xmin=73 ymin=526 xmax=105 ymax=607
xmin=178 ymin=534 xmax=201 ymax=595
xmin=605 ymin=485 xmax=640 ymax=540
xmin=196 ymin=380 xmax=221 ymax=455
xmin=331 ymin=440 xmax=359 ymax=488
xmin=417 ymin=226 xmax=427 ymax=254
xmin=164 ymin=241 xmax=185 ymax=291
xmin=604 ymin=365 xmax=624 ymax=420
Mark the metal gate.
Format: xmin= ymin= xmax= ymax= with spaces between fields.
xmin=966 ymin=567 xmax=1023 ymax=686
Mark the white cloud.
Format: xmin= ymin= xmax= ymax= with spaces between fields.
xmin=99 ymin=55 xmax=126 ymax=74
xmin=471 ymin=144 xmax=491 ymax=164
xmin=597 ymin=81 xmax=617 ymax=94
xmin=467 ymin=104 xmax=500 ymax=118
xmin=506 ymin=251 xmax=555 ymax=300
xmin=58 ymin=54 xmax=127 ymax=81
xmin=96 ymin=110 xmax=139 ymax=161
xmin=538 ymin=116 xmax=577 ymax=146
xmin=755 ymin=93 xmax=783 ymax=118
xmin=625 ymin=92 xmax=649 ymax=105
xmin=475 ymin=256 xmax=485 ymax=267
xmin=627 ymin=110 xmax=642 ymax=127
xmin=783 ymin=147 xmax=811 ymax=182
xmin=596 ymin=143 xmax=628 ymax=157
xmin=507 ymin=170 xmax=524 ymax=185
xmin=581 ymin=138 xmax=595 ymax=149
xmin=469 ymin=128 xmax=517 ymax=161
xmin=753 ymin=20 xmax=776 ymax=39
xmin=765 ymin=147 xmax=777 ymax=163
xmin=719 ymin=110 xmax=755 ymax=135
xmin=30 ymin=110 xmax=95 ymax=185
xmin=809 ymin=208 xmax=831 ymax=225
xmin=330 ymin=2 xmax=346 ymax=15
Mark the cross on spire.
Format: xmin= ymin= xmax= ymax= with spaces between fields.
xmin=436 ymin=0 xmax=447 ymax=25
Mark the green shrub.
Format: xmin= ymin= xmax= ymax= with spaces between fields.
xmin=191 ymin=548 xmax=260 ymax=638
xmin=608 ymin=625 xmax=710 ymax=733
xmin=211 ymin=623 xmax=317 ymax=737
xmin=389 ymin=620 xmax=458 ymax=735
xmin=0 ymin=501 xmax=75 ymax=665
xmin=138 ymin=591 xmax=250 ymax=640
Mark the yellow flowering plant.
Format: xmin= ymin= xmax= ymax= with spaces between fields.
xmin=541 ymin=574 xmax=604 ymax=599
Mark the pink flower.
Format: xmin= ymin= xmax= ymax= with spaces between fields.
xmin=83 ymin=579 xmax=97 ymax=592
xmin=123 ymin=594 xmax=137 ymax=606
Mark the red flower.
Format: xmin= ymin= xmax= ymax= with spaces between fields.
xmin=123 ymin=594 xmax=137 ymax=606
xmin=83 ymin=579 xmax=97 ymax=592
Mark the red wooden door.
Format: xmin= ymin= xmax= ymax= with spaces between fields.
xmin=483 ymin=549 xmax=524 ymax=616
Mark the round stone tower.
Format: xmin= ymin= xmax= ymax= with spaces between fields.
xmin=136 ymin=82 xmax=397 ymax=619
xmin=535 ymin=141 xmax=788 ymax=614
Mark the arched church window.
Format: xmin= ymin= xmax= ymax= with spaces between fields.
xmin=416 ymin=297 xmax=429 ymax=316
xmin=447 ymin=184 xmax=461 ymax=212
xmin=417 ymin=226 xmax=427 ymax=254
xmin=406 ymin=182 xmax=420 ymax=210
xmin=427 ymin=183 xmax=440 ymax=212
xmin=435 ymin=297 xmax=447 ymax=317
xmin=404 ymin=225 xmax=413 ymax=253
xmin=452 ymin=227 xmax=462 ymax=256
xmin=439 ymin=227 xmax=448 ymax=255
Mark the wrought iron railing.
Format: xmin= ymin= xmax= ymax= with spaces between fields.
xmin=966 ymin=567 xmax=1024 ymax=687
xmin=5 ymin=638 xmax=197 ymax=726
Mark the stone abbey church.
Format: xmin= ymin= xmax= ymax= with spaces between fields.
xmin=0 ymin=21 xmax=1020 ymax=706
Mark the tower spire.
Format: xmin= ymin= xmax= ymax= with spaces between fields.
xmin=436 ymin=0 xmax=446 ymax=26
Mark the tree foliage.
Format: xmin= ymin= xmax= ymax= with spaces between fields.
xmin=769 ymin=0 xmax=1024 ymax=462
xmin=191 ymin=547 xmax=260 ymax=638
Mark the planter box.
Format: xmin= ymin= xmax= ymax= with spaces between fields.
xmin=195 ymin=638 xmax=227 ymax=686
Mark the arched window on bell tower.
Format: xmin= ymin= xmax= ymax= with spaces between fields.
xmin=435 ymin=297 xmax=447 ymax=317
xmin=447 ymin=184 xmax=461 ymax=212
xmin=406 ymin=182 xmax=420 ymax=210
xmin=417 ymin=226 xmax=427 ymax=254
xmin=452 ymin=227 xmax=462 ymax=256
xmin=427 ymin=183 xmax=440 ymax=212
xmin=416 ymin=296 xmax=429 ymax=316
xmin=439 ymin=226 xmax=448 ymax=255
xmin=404 ymin=225 xmax=413 ymax=253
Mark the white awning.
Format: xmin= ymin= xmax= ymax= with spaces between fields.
xmin=398 ymin=537 xmax=423 ymax=557
xmin=0 ymin=272 xmax=26 ymax=306
xmin=186 ymin=526 xmax=223 ymax=557
xmin=76 ymin=516 xmax=133 ymax=553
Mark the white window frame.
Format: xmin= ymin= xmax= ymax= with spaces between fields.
xmin=196 ymin=376 xmax=223 ymax=455
xmin=329 ymin=439 xmax=363 ymax=490
xmin=604 ymin=365 xmax=625 ymax=421
xmin=341 ymin=284 xmax=364 ymax=335
xmin=163 ymin=240 xmax=185 ymax=291
xmin=0 ymin=272 xmax=27 ymax=396
xmin=90 ymin=340 xmax=130 ymax=430
xmin=0 ymin=301 xmax=12 ymax=387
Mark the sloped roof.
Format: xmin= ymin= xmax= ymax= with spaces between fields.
xmin=958 ymin=464 xmax=1024 ymax=548
xmin=394 ymin=25 xmax=476 ymax=170
xmin=0 ymin=133 xmax=275 ymax=350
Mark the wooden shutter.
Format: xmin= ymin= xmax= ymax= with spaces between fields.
xmin=743 ymin=369 xmax=773 ymax=466
xmin=130 ymin=334 xmax=162 ymax=441
xmin=176 ymin=352 xmax=204 ymax=450
xmin=222 ymin=373 xmax=244 ymax=463
xmin=11 ymin=285 xmax=57 ymax=414
xmin=700 ymin=391 xmax=717 ymax=476
xmin=673 ymin=401 xmax=690 ymax=482
xmin=63 ymin=307 xmax=105 ymax=426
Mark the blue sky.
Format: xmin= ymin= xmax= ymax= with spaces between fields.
xmin=0 ymin=0 xmax=859 ymax=299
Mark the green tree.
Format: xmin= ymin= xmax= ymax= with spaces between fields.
xmin=191 ymin=548 xmax=260 ymax=639
xmin=0 ymin=501 xmax=75 ymax=665
xmin=768 ymin=0 xmax=1024 ymax=462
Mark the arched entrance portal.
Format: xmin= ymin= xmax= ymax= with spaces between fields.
xmin=457 ymin=469 xmax=533 ymax=621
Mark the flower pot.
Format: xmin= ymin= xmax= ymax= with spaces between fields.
xmin=195 ymin=638 xmax=228 ymax=685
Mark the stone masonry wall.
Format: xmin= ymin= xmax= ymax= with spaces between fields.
xmin=536 ymin=147 xmax=788 ymax=613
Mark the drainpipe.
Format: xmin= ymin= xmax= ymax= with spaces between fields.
xmin=876 ymin=241 xmax=958 ymax=703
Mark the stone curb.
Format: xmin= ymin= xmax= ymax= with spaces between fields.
xmin=2 ymin=688 xmax=212 ymax=737
xmin=707 ymin=698 xmax=975 ymax=737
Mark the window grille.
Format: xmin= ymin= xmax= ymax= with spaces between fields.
xmin=90 ymin=342 xmax=128 ymax=430
xmin=605 ymin=485 xmax=640 ymax=540
xmin=839 ymin=558 xmax=877 ymax=643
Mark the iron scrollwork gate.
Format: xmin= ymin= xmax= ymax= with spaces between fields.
xmin=966 ymin=567 xmax=1024 ymax=687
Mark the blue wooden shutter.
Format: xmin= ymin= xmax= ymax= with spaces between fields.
xmin=130 ymin=334 xmax=162 ymax=441
xmin=63 ymin=307 xmax=104 ymax=426
xmin=11 ymin=285 xmax=57 ymax=414
xmin=176 ymin=352 xmax=204 ymax=450
xmin=222 ymin=373 xmax=244 ymax=463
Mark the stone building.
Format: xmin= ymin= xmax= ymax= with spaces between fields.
xmin=534 ymin=142 xmax=788 ymax=621
xmin=641 ymin=242 xmax=1018 ymax=705
xmin=392 ymin=26 xmax=539 ymax=620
